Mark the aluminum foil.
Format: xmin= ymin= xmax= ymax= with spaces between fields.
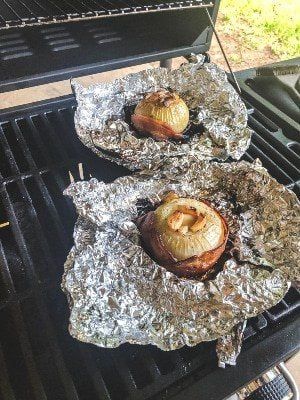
xmin=62 ymin=159 xmax=299 ymax=363
xmin=216 ymin=321 xmax=247 ymax=368
xmin=72 ymin=56 xmax=252 ymax=171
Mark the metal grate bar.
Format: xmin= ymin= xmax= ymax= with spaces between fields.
xmin=0 ymin=160 xmax=81 ymax=186
xmin=247 ymin=142 xmax=293 ymax=186
xmin=10 ymin=120 xmax=71 ymax=249
xmin=149 ymin=346 xmax=182 ymax=375
xmin=265 ymin=287 xmax=300 ymax=322
xmin=251 ymin=131 xmax=299 ymax=181
xmin=20 ymin=0 xmax=51 ymax=19
xmin=243 ymin=152 xmax=255 ymax=163
xmin=0 ymin=177 xmax=79 ymax=399
xmin=0 ymin=278 xmax=59 ymax=311
xmin=25 ymin=116 xmax=71 ymax=188
xmin=0 ymin=0 xmax=214 ymax=28
xmin=9 ymin=304 xmax=48 ymax=399
xmin=0 ymin=251 xmax=47 ymax=400
xmin=85 ymin=346 xmax=131 ymax=400
xmin=32 ymin=295 xmax=80 ymax=400
xmin=136 ymin=348 xmax=161 ymax=379
xmin=0 ymin=342 xmax=16 ymax=400
xmin=0 ymin=205 xmax=79 ymax=400
xmin=0 ymin=240 xmax=16 ymax=298
xmin=0 ymin=112 xmax=92 ymax=186
xmin=40 ymin=113 xmax=74 ymax=162
xmin=51 ymin=0 xmax=84 ymax=16
xmin=0 ymin=0 xmax=24 ymax=25
xmin=115 ymin=346 xmax=159 ymax=390
xmin=75 ymin=0 xmax=107 ymax=15
xmin=109 ymin=350 xmax=140 ymax=396
xmin=43 ymin=111 xmax=80 ymax=161
xmin=78 ymin=346 xmax=112 ymax=399
xmin=0 ymin=127 xmax=69 ymax=294
xmin=0 ymin=181 xmax=53 ymax=285
xmin=39 ymin=0 xmax=67 ymax=18
xmin=11 ymin=0 xmax=39 ymax=20
xmin=250 ymin=119 xmax=300 ymax=168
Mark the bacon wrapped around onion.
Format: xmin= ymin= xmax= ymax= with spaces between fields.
xmin=138 ymin=193 xmax=229 ymax=278
xmin=131 ymin=90 xmax=189 ymax=141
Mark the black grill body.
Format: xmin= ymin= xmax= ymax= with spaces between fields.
xmin=0 ymin=57 xmax=299 ymax=399
xmin=0 ymin=1 xmax=219 ymax=92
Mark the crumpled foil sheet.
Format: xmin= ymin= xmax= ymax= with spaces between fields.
xmin=72 ymin=56 xmax=252 ymax=171
xmin=62 ymin=159 xmax=299 ymax=364
xmin=216 ymin=321 xmax=247 ymax=368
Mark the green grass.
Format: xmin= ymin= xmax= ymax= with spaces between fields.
xmin=219 ymin=0 xmax=300 ymax=59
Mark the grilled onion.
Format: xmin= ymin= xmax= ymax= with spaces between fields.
xmin=131 ymin=90 xmax=189 ymax=141
xmin=138 ymin=193 xmax=228 ymax=278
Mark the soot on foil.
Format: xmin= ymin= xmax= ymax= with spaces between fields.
xmin=72 ymin=55 xmax=252 ymax=171
xmin=62 ymin=159 xmax=299 ymax=365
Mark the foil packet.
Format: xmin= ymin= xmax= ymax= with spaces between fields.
xmin=72 ymin=56 xmax=252 ymax=171
xmin=62 ymin=159 xmax=299 ymax=363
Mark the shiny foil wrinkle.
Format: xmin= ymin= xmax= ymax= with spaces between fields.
xmin=72 ymin=55 xmax=252 ymax=171
xmin=62 ymin=159 xmax=299 ymax=365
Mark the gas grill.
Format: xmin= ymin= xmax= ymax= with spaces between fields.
xmin=0 ymin=1 xmax=299 ymax=399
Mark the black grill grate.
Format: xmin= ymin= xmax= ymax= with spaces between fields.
xmin=0 ymin=91 xmax=299 ymax=400
xmin=0 ymin=0 xmax=214 ymax=29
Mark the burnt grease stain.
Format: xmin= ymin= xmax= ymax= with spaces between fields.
xmin=136 ymin=198 xmax=156 ymax=217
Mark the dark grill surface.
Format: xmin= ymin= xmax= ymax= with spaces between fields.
xmin=0 ymin=87 xmax=299 ymax=400
xmin=0 ymin=0 xmax=213 ymax=29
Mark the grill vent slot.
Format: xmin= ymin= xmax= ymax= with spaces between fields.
xmin=88 ymin=26 xmax=122 ymax=44
xmin=42 ymin=27 xmax=79 ymax=51
xmin=0 ymin=32 xmax=32 ymax=60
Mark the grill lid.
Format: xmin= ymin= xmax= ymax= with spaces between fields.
xmin=0 ymin=0 xmax=220 ymax=92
